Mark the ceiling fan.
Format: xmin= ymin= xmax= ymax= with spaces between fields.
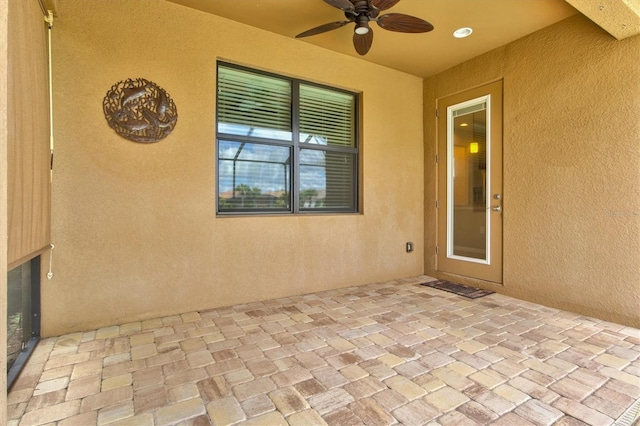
xmin=296 ymin=0 xmax=434 ymax=56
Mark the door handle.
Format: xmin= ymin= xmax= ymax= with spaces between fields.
xmin=491 ymin=206 xmax=502 ymax=212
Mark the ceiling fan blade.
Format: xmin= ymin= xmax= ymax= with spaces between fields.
xmin=296 ymin=21 xmax=350 ymax=38
xmin=376 ymin=13 xmax=434 ymax=33
xmin=370 ymin=0 xmax=401 ymax=11
xmin=323 ymin=0 xmax=355 ymax=11
xmin=353 ymin=30 xmax=373 ymax=55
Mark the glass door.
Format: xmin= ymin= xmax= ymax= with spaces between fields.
xmin=437 ymin=81 xmax=503 ymax=283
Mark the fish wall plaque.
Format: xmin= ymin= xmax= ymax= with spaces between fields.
xmin=103 ymin=78 xmax=178 ymax=143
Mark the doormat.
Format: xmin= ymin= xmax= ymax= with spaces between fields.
xmin=421 ymin=280 xmax=494 ymax=299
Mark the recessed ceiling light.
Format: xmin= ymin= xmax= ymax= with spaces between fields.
xmin=453 ymin=27 xmax=473 ymax=38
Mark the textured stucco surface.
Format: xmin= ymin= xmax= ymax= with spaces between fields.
xmin=45 ymin=1 xmax=424 ymax=335
xmin=1 ymin=0 xmax=9 ymax=419
xmin=424 ymin=15 xmax=640 ymax=327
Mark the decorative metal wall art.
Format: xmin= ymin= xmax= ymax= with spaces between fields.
xmin=103 ymin=78 xmax=178 ymax=143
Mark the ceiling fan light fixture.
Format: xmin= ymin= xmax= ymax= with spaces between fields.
xmin=355 ymin=23 xmax=370 ymax=35
xmin=355 ymin=15 xmax=370 ymax=35
xmin=453 ymin=27 xmax=473 ymax=38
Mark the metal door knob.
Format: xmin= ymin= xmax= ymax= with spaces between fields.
xmin=492 ymin=206 xmax=502 ymax=212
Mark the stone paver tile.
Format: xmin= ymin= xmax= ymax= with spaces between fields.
xmin=240 ymin=411 xmax=288 ymax=425
xmin=600 ymin=366 xmax=640 ymax=386
xmin=33 ymin=377 xmax=70 ymax=396
xmin=8 ymin=388 xmax=33 ymax=405
xmin=70 ymin=359 xmax=103 ymax=381
xmin=549 ymin=377 xmax=594 ymax=401
xmin=322 ymin=407 xmax=364 ymax=426
xmin=469 ymin=369 xmax=508 ymax=389
xmin=97 ymin=401 xmax=134 ymax=425
xmin=206 ymin=359 xmax=245 ymax=377
xmin=165 ymin=367 xmax=208 ymax=389
xmin=384 ymin=375 xmax=427 ymax=401
xmin=552 ymin=397 xmax=615 ymax=425
xmin=457 ymin=340 xmax=488 ymax=354
xmin=583 ymin=394 xmax=627 ymax=419
xmin=25 ymin=389 xmax=66 ymax=413
xmin=263 ymin=388 xmax=304 ymax=418
xmin=206 ymin=396 xmax=245 ymax=425
xmin=392 ymin=399 xmax=440 ymax=424
xmin=232 ymin=376 xmax=276 ymax=401
xmin=595 ymin=353 xmax=631 ymax=369
xmin=567 ymin=368 xmax=608 ymax=389
xmin=81 ymin=386 xmax=134 ymax=412
xmin=102 ymin=373 xmax=132 ymax=392
xmin=19 ymin=400 xmax=81 ymax=425
xmin=360 ymin=359 xmax=396 ymax=380
xmin=154 ymin=398 xmax=206 ymax=426
xmin=343 ymin=376 xmax=386 ymax=399
xmin=293 ymin=378 xmax=326 ymax=398
xmin=490 ymin=412 xmax=537 ymax=426
xmin=309 ymin=388 xmax=355 ymax=415
xmin=465 ymin=385 xmax=515 ymax=415
xmin=245 ymin=358 xmax=278 ymax=378
xmin=340 ymin=364 xmax=369 ymax=381
xmin=448 ymin=361 xmax=478 ymax=377
xmin=186 ymin=350 xmax=214 ymax=368
xmin=372 ymin=389 xmax=408 ymax=412
xmin=424 ymin=386 xmax=469 ymax=412
xmin=295 ymin=351 xmax=327 ymax=370
xmin=241 ymin=394 xmax=275 ymax=418
xmin=58 ymin=410 xmax=99 ymax=426
xmin=522 ymin=358 xmax=565 ymax=379
xmin=176 ymin=414 xmax=213 ymax=425
xmin=311 ymin=366 xmax=349 ymax=389
xmin=39 ymin=365 xmax=73 ymax=383
xmin=271 ymin=366 xmax=313 ymax=387
xmin=287 ymin=409 xmax=328 ymax=425
xmin=490 ymin=359 xmax=528 ymax=378
xmin=493 ymin=384 xmax=530 ymax=405
xmin=349 ymin=397 xmax=395 ymax=426
xmin=66 ymin=375 xmax=101 ymax=401
xmin=554 ymin=416 xmax=590 ymax=426
xmin=437 ymin=410 xmax=480 ymax=426
xmin=133 ymin=385 xmax=169 ymax=413
xmin=131 ymin=343 xmax=157 ymax=361
xmin=431 ymin=366 xmax=475 ymax=390
xmin=129 ymin=333 xmax=154 ymax=347
xmin=326 ymin=353 xmax=362 ymax=370
xmin=456 ymin=400 xmax=499 ymax=424
xmin=378 ymin=353 xmax=405 ymax=369
xmin=132 ymin=367 xmax=164 ymax=391
xmin=420 ymin=351 xmax=455 ymax=369
xmin=514 ymin=399 xmax=564 ymax=426
xmin=521 ymin=370 xmax=556 ymax=388
xmin=96 ymin=326 xmax=120 ymax=340
xmin=169 ymin=383 xmax=199 ymax=403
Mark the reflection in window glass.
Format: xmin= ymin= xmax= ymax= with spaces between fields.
xmin=218 ymin=141 xmax=291 ymax=211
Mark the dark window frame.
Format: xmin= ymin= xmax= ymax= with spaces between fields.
xmin=216 ymin=61 xmax=360 ymax=215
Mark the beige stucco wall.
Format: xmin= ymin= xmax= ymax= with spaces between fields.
xmin=424 ymin=14 xmax=640 ymax=327
xmin=44 ymin=0 xmax=424 ymax=336
xmin=1 ymin=0 xmax=9 ymax=420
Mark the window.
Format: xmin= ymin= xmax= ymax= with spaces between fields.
xmin=7 ymin=256 xmax=41 ymax=390
xmin=216 ymin=62 xmax=359 ymax=214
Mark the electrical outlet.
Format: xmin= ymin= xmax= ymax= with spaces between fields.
xmin=406 ymin=242 xmax=414 ymax=253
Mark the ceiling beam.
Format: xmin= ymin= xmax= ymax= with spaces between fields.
xmin=565 ymin=0 xmax=640 ymax=39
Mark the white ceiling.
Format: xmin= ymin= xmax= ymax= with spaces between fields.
xmin=166 ymin=0 xmax=579 ymax=78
